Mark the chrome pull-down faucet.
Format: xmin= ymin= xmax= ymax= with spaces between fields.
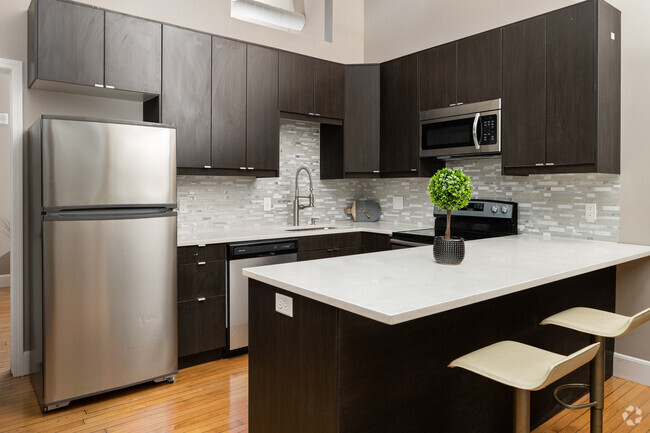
xmin=293 ymin=166 xmax=314 ymax=226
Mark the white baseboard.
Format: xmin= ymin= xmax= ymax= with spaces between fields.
xmin=614 ymin=352 xmax=650 ymax=386
xmin=0 ymin=274 xmax=9 ymax=288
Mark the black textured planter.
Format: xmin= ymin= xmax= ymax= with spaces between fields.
xmin=433 ymin=236 xmax=465 ymax=265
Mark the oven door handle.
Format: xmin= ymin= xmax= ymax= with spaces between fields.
xmin=390 ymin=238 xmax=429 ymax=248
xmin=472 ymin=112 xmax=481 ymax=150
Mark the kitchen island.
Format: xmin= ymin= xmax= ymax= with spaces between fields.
xmin=244 ymin=236 xmax=650 ymax=433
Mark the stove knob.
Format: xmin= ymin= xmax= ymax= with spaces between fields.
xmin=491 ymin=205 xmax=499 ymax=213
xmin=501 ymin=206 xmax=509 ymax=214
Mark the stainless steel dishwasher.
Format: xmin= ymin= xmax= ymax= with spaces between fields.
xmin=227 ymin=238 xmax=298 ymax=355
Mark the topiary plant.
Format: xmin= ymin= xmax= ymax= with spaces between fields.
xmin=427 ymin=168 xmax=473 ymax=239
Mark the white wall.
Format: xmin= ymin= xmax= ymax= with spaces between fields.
xmin=365 ymin=0 xmax=650 ymax=365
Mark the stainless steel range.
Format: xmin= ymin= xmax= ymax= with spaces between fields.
xmin=390 ymin=199 xmax=518 ymax=248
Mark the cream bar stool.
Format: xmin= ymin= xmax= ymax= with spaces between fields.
xmin=541 ymin=306 xmax=650 ymax=433
xmin=449 ymin=341 xmax=600 ymax=433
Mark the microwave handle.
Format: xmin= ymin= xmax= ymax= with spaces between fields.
xmin=472 ymin=113 xmax=481 ymax=150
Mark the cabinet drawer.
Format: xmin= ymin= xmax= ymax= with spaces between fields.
xmin=177 ymin=261 xmax=225 ymax=301
xmin=178 ymin=244 xmax=225 ymax=265
xmin=178 ymin=295 xmax=226 ymax=357
xmin=298 ymin=245 xmax=364 ymax=261
xmin=298 ymin=232 xmax=363 ymax=252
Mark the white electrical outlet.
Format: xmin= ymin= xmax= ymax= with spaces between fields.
xmin=0 ymin=113 xmax=8 ymax=125
xmin=275 ymin=293 xmax=293 ymax=317
xmin=393 ymin=196 xmax=404 ymax=210
xmin=585 ymin=203 xmax=597 ymax=222
xmin=264 ymin=197 xmax=272 ymax=211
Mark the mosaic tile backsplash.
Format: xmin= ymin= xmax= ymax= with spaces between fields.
xmin=178 ymin=120 xmax=620 ymax=242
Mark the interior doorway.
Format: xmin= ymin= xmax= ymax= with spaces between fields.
xmin=0 ymin=58 xmax=25 ymax=377
xmin=0 ymin=70 xmax=11 ymax=377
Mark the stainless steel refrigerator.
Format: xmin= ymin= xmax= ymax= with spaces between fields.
xmin=24 ymin=116 xmax=178 ymax=412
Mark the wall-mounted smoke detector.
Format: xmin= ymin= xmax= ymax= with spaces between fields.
xmin=231 ymin=0 xmax=306 ymax=31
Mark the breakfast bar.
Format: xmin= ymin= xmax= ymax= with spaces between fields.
xmin=244 ymin=236 xmax=650 ymax=433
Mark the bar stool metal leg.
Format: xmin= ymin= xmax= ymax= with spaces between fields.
xmin=590 ymin=335 xmax=605 ymax=433
xmin=514 ymin=388 xmax=530 ymax=433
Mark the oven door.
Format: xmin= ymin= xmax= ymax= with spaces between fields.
xmin=420 ymin=108 xmax=501 ymax=158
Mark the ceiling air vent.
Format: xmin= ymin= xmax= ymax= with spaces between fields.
xmin=231 ymin=0 xmax=306 ymax=31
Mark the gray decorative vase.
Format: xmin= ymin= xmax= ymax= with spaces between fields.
xmin=433 ymin=236 xmax=465 ymax=265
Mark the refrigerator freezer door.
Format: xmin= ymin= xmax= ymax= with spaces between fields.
xmin=42 ymin=118 xmax=176 ymax=210
xmin=42 ymin=214 xmax=177 ymax=406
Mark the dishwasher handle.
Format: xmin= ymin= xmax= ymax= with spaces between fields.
xmin=228 ymin=238 xmax=298 ymax=259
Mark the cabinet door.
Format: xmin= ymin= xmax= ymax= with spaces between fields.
xmin=177 ymin=261 xmax=226 ymax=302
xmin=279 ymin=52 xmax=314 ymax=115
xmin=502 ymin=17 xmax=546 ymax=168
xmin=178 ymin=296 xmax=226 ymax=357
xmin=37 ymin=0 xmax=104 ymax=86
xmin=419 ymin=43 xmax=456 ymax=111
xmin=105 ymin=12 xmax=161 ymax=94
xmin=247 ymin=45 xmax=279 ymax=171
xmin=546 ymin=2 xmax=596 ymax=166
xmin=314 ymin=60 xmax=345 ymax=118
xmin=212 ymin=37 xmax=247 ymax=169
xmin=457 ymin=28 xmax=503 ymax=105
xmin=381 ymin=54 xmax=419 ymax=176
xmin=162 ymin=25 xmax=212 ymax=168
xmin=344 ymin=65 xmax=380 ymax=175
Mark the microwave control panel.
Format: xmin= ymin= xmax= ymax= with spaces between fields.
xmin=481 ymin=115 xmax=498 ymax=144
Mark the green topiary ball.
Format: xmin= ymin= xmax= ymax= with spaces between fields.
xmin=427 ymin=168 xmax=473 ymax=211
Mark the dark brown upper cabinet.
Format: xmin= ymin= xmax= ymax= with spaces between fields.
xmin=279 ymin=52 xmax=344 ymax=120
xmin=502 ymin=16 xmax=547 ymax=169
xmin=344 ymin=64 xmax=381 ymax=176
xmin=380 ymin=54 xmax=420 ymax=177
xmin=29 ymin=0 xmax=104 ymax=88
xmin=29 ymin=0 xmax=161 ymax=99
xmin=503 ymin=0 xmax=620 ymax=175
xmin=211 ymin=36 xmax=247 ymax=171
xmin=419 ymin=29 xmax=502 ymax=111
xmin=105 ymin=12 xmax=161 ymax=95
xmin=246 ymin=45 xmax=280 ymax=173
xmin=162 ymin=25 xmax=212 ymax=169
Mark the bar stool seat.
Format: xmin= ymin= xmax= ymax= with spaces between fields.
xmin=541 ymin=306 xmax=650 ymax=433
xmin=541 ymin=306 xmax=650 ymax=338
xmin=449 ymin=341 xmax=600 ymax=433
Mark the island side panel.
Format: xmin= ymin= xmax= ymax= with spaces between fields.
xmin=248 ymin=280 xmax=339 ymax=433
xmin=337 ymin=267 xmax=615 ymax=433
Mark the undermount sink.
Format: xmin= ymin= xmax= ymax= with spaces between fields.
xmin=285 ymin=226 xmax=338 ymax=232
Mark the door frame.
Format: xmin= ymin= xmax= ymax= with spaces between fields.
xmin=0 ymin=58 xmax=27 ymax=377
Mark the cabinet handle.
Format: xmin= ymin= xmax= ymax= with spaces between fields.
xmin=247 ymin=167 xmax=254 ymax=170
xmin=105 ymin=85 xmax=115 ymax=89
xmin=546 ymin=162 xmax=555 ymax=166
xmin=332 ymin=247 xmax=340 ymax=252
xmin=457 ymin=102 xmax=464 ymax=106
xmin=411 ymin=168 xmax=417 ymax=172
xmin=449 ymin=103 xmax=456 ymax=107
xmin=94 ymin=83 xmax=104 ymax=88
xmin=198 ymin=244 xmax=206 ymax=248
xmin=372 ymin=170 xmax=380 ymax=174
xmin=203 ymin=165 xmax=212 ymax=169
xmin=308 ymin=112 xmax=315 ymax=116
xmin=197 ymin=261 xmax=206 ymax=266
xmin=535 ymin=163 xmax=544 ymax=166
xmin=314 ymin=113 xmax=321 ymax=116
xmin=197 ymin=297 xmax=206 ymax=302
xmin=239 ymin=166 xmax=247 ymax=170
xmin=326 ymin=248 xmax=333 ymax=253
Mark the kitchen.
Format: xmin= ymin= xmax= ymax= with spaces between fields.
xmin=0 ymin=0 xmax=649 ymax=432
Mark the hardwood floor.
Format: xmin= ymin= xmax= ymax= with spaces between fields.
xmin=0 ymin=285 xmax=648 ymax=432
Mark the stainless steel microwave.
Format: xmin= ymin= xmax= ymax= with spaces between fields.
xmin=420 ymin=99 xmax=501 ymax=158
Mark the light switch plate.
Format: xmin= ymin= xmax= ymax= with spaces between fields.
xmin=275 ymin=293 xmax=293 ymax=317
xmin=264 ymin=197 xmax=272 ymax=211
xmin=393 ymin=196 xmax=403 ymax=210
xmin=0 ymin=113 xmax=8 ymax=125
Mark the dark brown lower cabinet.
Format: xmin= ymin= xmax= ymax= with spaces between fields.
xmin=177 ymin=296 xmax=226 ymax=358
xmin=298 ymin=245 xmax=364 ymax=261
xmin=363 ymin=233 xmax=391 ymax=253
xmin=249 ymin=267 xmax=616 ymax=433
xmin=297 ymin=233 xmax=364 ymax=261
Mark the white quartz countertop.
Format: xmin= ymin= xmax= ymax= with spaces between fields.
xmin=177 ymin=221 xmax=421 ymax=246
xmin=242 ymin=235 xmax=650 ymax=325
